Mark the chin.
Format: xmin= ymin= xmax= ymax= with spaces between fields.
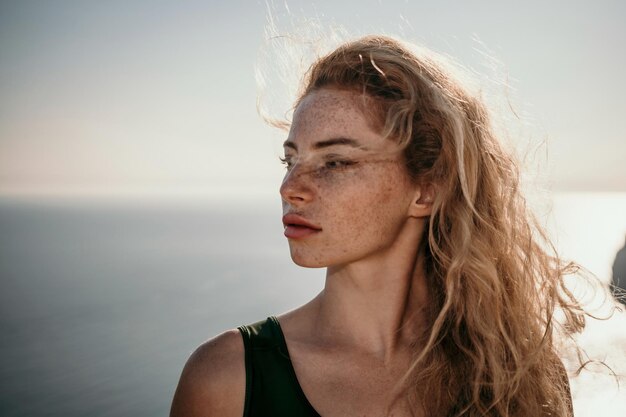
xmin=289 ymin=248 xmax=328 ymax=269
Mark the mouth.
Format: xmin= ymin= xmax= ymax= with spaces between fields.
xmin=282 ymin=213 xmax=322 ymax=239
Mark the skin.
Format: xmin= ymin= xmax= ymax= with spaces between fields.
xmin=170 ymin=88 xmax=434 ymax=417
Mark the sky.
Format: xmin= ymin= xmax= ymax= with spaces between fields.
xmin=0 ymin=0 xmax=625 ymax=199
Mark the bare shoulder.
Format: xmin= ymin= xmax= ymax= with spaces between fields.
xmin=170 ymin=329 xmax=246 ymax=417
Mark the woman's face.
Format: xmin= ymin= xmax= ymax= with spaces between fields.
xmin=280 ymin=88 xmax=423 ymax=268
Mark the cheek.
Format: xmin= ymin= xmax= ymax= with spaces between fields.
xmin=324 ymin=173 xmax=407 ymax=235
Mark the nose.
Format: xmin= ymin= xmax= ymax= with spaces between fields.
xmin=279 ymin=163 xmax=315 ymax=206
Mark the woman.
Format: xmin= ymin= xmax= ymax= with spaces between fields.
xmin=170 ymin=35 xmax=583 ymax=417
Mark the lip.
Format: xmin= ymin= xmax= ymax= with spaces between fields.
xmin=282 ymin=213 xmax=322 ymax=239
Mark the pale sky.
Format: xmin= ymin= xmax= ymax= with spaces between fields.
xmin=0 ymin=0 xmax=624 ymax=198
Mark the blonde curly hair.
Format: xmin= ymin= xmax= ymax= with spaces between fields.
xmin=292 ymin=35 xmax=585 ymax=417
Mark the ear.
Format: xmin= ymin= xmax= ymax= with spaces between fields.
xmin=408 ymin=183 xmax=434 ymax=218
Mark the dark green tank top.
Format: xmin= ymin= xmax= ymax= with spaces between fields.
xmin=238 ymin=317 xmax=574 ymax=417
xmin=237 ymin=316 xmax=321 ymax=417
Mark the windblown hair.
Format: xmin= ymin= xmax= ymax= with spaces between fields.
xmin=294 ymin=36 xmax=585 ymax=417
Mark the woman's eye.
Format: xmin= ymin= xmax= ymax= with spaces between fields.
xmin=324 ymin=160 xmax=355 ymax=170
xmin=279 ymin=156 xmax=293 ymax=170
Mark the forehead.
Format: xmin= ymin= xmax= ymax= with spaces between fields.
xmin=287 ymin=88 xmax=384 ymax=148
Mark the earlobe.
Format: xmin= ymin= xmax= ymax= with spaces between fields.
xmin=409 ymin=184 xmax=434 ymax=218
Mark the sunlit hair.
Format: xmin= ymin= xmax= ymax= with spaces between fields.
xmin=293 ymin=35 xmax=586 ymax=417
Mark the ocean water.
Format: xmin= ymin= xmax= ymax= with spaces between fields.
xmin=0 ymin=193 xmax=624 ymax=416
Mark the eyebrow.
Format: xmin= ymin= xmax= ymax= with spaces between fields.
xmin=282 ymin=137 xmax=368 ymax=151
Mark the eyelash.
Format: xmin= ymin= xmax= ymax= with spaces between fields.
xmin=278 ymin=157 xmax=357 ymax=172
xmin=322 ymin=160 xmax=356 ymax=170
xmin=279 ymin=156 xmax=292 ymax=169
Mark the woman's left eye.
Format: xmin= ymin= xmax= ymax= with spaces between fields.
xmin=324 ymin=160 xmax=356 ymax=170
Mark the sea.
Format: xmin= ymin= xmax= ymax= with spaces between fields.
xmin=0 ymin=192 xmax=624 ymax=416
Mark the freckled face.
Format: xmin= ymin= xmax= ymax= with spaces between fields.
xmin=280 ymin=88 xmax=420 ymax=268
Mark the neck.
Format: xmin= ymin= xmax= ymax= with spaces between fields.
xmin=311 ymin=218 xmax=430 ymax=362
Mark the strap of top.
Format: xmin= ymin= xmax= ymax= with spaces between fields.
xmin=237 ymin=316 xmax=320 ymax=417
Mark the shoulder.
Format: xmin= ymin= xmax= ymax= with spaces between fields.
xmin=170 ymin=329 xmax=246 ymax=417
